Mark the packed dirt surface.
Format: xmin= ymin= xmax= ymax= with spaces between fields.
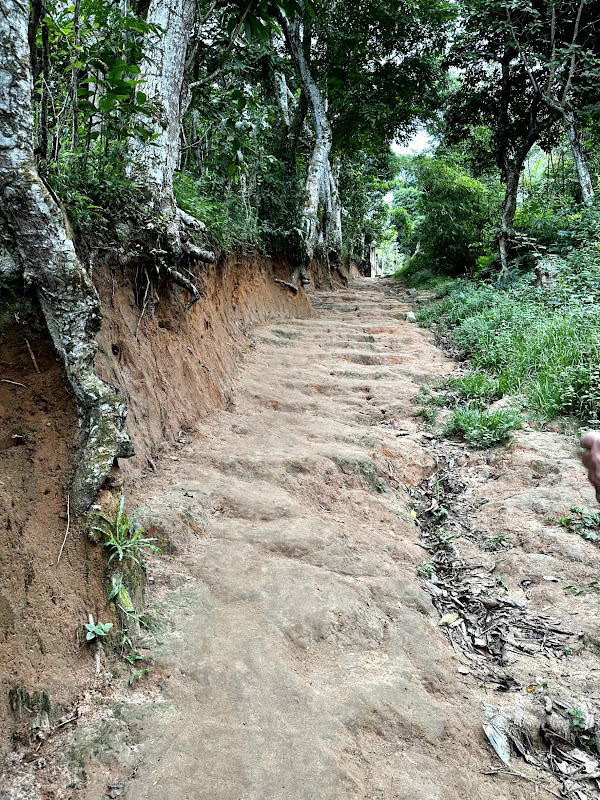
xmin=0 ymin=252 xmax=311 ymax=762
xmin=3 ymin=278 xmax=600 ymax=800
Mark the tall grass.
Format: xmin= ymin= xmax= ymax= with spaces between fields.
xmin=417 ymin=276 xmax=600 ymax=422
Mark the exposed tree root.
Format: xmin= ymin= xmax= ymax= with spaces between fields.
xmin=1 ymin=2 xmax=134 ymax=515
xmin=274 ymin=278 xmax=298 ymax=293
xmin=169 ymin=266 xmax=202 ymax=309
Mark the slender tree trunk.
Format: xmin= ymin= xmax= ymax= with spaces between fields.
xmin=274 ymin=71 xmax=292 ymax=128
xmin=280 ymin=14 xmax=341 ymax=278
xmin=327 ymin=159 xmax=343 ymax=261
xmin=70 ymin=0 xmax=81 ymax=164
xmin=0 ymin=0 xmax=134 ymax=514
xmin=499 ymin=161 xmax=521 ymax=273
xmin=562 ymin=107 xmax=594 ymax=204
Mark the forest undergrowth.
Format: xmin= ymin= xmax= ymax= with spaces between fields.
xmin=393 ymin=191 xmax=600 ymax=443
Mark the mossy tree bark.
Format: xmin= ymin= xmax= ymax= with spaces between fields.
xmin=0 ymin=0 xmax=134 ymax=514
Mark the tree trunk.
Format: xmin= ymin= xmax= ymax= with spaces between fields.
xmin=499 ymin=161 xmax=521 ymax=273
xmin=562 ymin=107 xmax=594 ymax=204
xmin=280 ymin=14 xmax=340 ymax=278
xmin=130 ymin=0 xmax=196 ymax=216
xmin=129 ymin=0 xmax=214 ymax=302
xmin=274 ymin=71 xmax=292 ymax=128
xmin=0 ymin=0 xmax=134 ymax=514
xmin=327 ymin=159 xmax=343 ymax=276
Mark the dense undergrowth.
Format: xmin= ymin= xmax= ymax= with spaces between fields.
xmin=413 ymin=241 xmax=600 ymax=428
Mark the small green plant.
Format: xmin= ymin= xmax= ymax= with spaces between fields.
xmin=119 ymin=631 xmax=148 ymax=684
xmin=442 ymin=370 xmax=502 ymax=403
xmin=416 ymin=406 xmax=438 ymax=424
xmin=559 ymin=506 xmax=600 ymax=543
xmin=433 ymin=528 xmax=455 ymax=549
xmin=91 ymin=496 xmax=161 ymax=566
xmin=433 ymin=506 xmax=449 ymax=523
xmin=418 ymin=559 xmax=435 ymax=578
xmin=129 ymin=668 xmax=148 ymax=685
xmin=568 ymin=706 xmax=596 ymax=750
xmin=85 ymin=621 xmax=113 ymax=641
xmin=564 ymin=582 xmax=600 ymax=596
xmin=444 ymin=406 xmax=521 ymax=447
xmin=489 ymin=534 xmax=514 ymax=550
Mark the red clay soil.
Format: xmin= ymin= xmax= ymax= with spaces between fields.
xmin=0 ymin=251 xmax=313 ymax=760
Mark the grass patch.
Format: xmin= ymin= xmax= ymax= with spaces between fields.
xmin=444 ymin=406 xmax=521 ymax=447
xmin=393 ymin=261 xmax=450 ymax=290
xmin=442 ymin=370 xmax=504 ymax=403
xmin=416 ymin=272 xmax=600 ymax=423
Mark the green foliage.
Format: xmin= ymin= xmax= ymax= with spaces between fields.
xmin=317 ymin=0 xmax=454 ymax=155
xmin=393 ymin=154 xmax=500 ymax=276
xmin=558 ymin=506 xmax=600 ymax=544
xmin=488 ymin=534 xmax=513 ymax=550
xmin=174 ymin=173 xmax=261 ymax=253
xmin=91 ymin=496 xmax=160 ymax=567
xmin=567 ymin=706 xmax=597 ymax=751
xmin=564 ymin=582 xmax=600 ymax=596
xmin=340 ymin=150 xmax=399 ymax=261
xmin=34 ymin=0 xmax=159 ymax=228
xmin=442 ymin=371 xmax=502 ymax=403
xmin=417 ymin=236 xmax=600 ymax=422
xmin=444 ymin=406 xmax=521 ymax=447
xmin=84 ymin=620 xmax=113 ymax=641
xmin=393 ymin=261 xmax=448 ymax=289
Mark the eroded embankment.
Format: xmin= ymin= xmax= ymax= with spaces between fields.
xmin=0 ymin=251 xmax=312 ymax=761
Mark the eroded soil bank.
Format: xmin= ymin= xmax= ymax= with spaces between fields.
xmin=2 ymin=277 xmax=600 ymax=800
xmin=0 ymin=251 xmax=312 ymax=762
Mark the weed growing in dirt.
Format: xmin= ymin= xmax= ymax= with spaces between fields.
xmin=416 ymin=406 xmax=438 ymax=426
xmin=417 ymin=559 xmax=435 ymax=578
xmin=558 ymin=506 xmax=600 ymax=543
xmin=488 ymin=534 xmax=514 ymax=550
xmin=91 ymin=496 xmax=161 ymax=566
xmin=85 ymin=621 xmax=113 ymax=641
xmin=444 ymin=406 xmax=521 ymax=447
xmin=568 ymin=707 xmax=597 ymax=751
xmin=564 ymin=582 xmax=600 ymax=596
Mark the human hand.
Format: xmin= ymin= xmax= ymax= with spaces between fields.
xmin=580 ymin=431 xmax=600 ymax=502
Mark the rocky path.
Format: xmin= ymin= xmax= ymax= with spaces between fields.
xmin=6 ymin=277 xmax=600 ymax=800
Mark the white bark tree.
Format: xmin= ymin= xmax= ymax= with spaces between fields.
xmin=130 ymin=0 xmax=196 ymax=215
xmin=129 ymin=0 xmax=215 ymax=306
xmin=279 ymin=13 xmax=342 ymax=285
xmin=0 ymin=0 xmax=134 ymax=514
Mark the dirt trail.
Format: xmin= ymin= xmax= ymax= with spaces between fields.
xmin=5 ymin=277 xmax=600 ymax=800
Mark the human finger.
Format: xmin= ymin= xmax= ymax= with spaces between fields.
xmin=581 ymin=431 xmax=600 ymax=450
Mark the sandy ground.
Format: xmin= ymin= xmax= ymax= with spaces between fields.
xmin=2 ymin=277 xmax=599 ymax=800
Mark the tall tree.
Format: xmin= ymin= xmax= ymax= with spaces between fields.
xmin=0 ymin=0 xmax=133 ymax=514
xmin=503 ymin=0 xmax=600 ymax=204
xmin=279 ymin=11 xmax=338 ymax=284
xmin=446 ymin=1 xmax=560 ymax=270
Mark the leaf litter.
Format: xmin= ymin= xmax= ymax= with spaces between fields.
xmin=411 ymin=437 xmax=600 ymax=799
